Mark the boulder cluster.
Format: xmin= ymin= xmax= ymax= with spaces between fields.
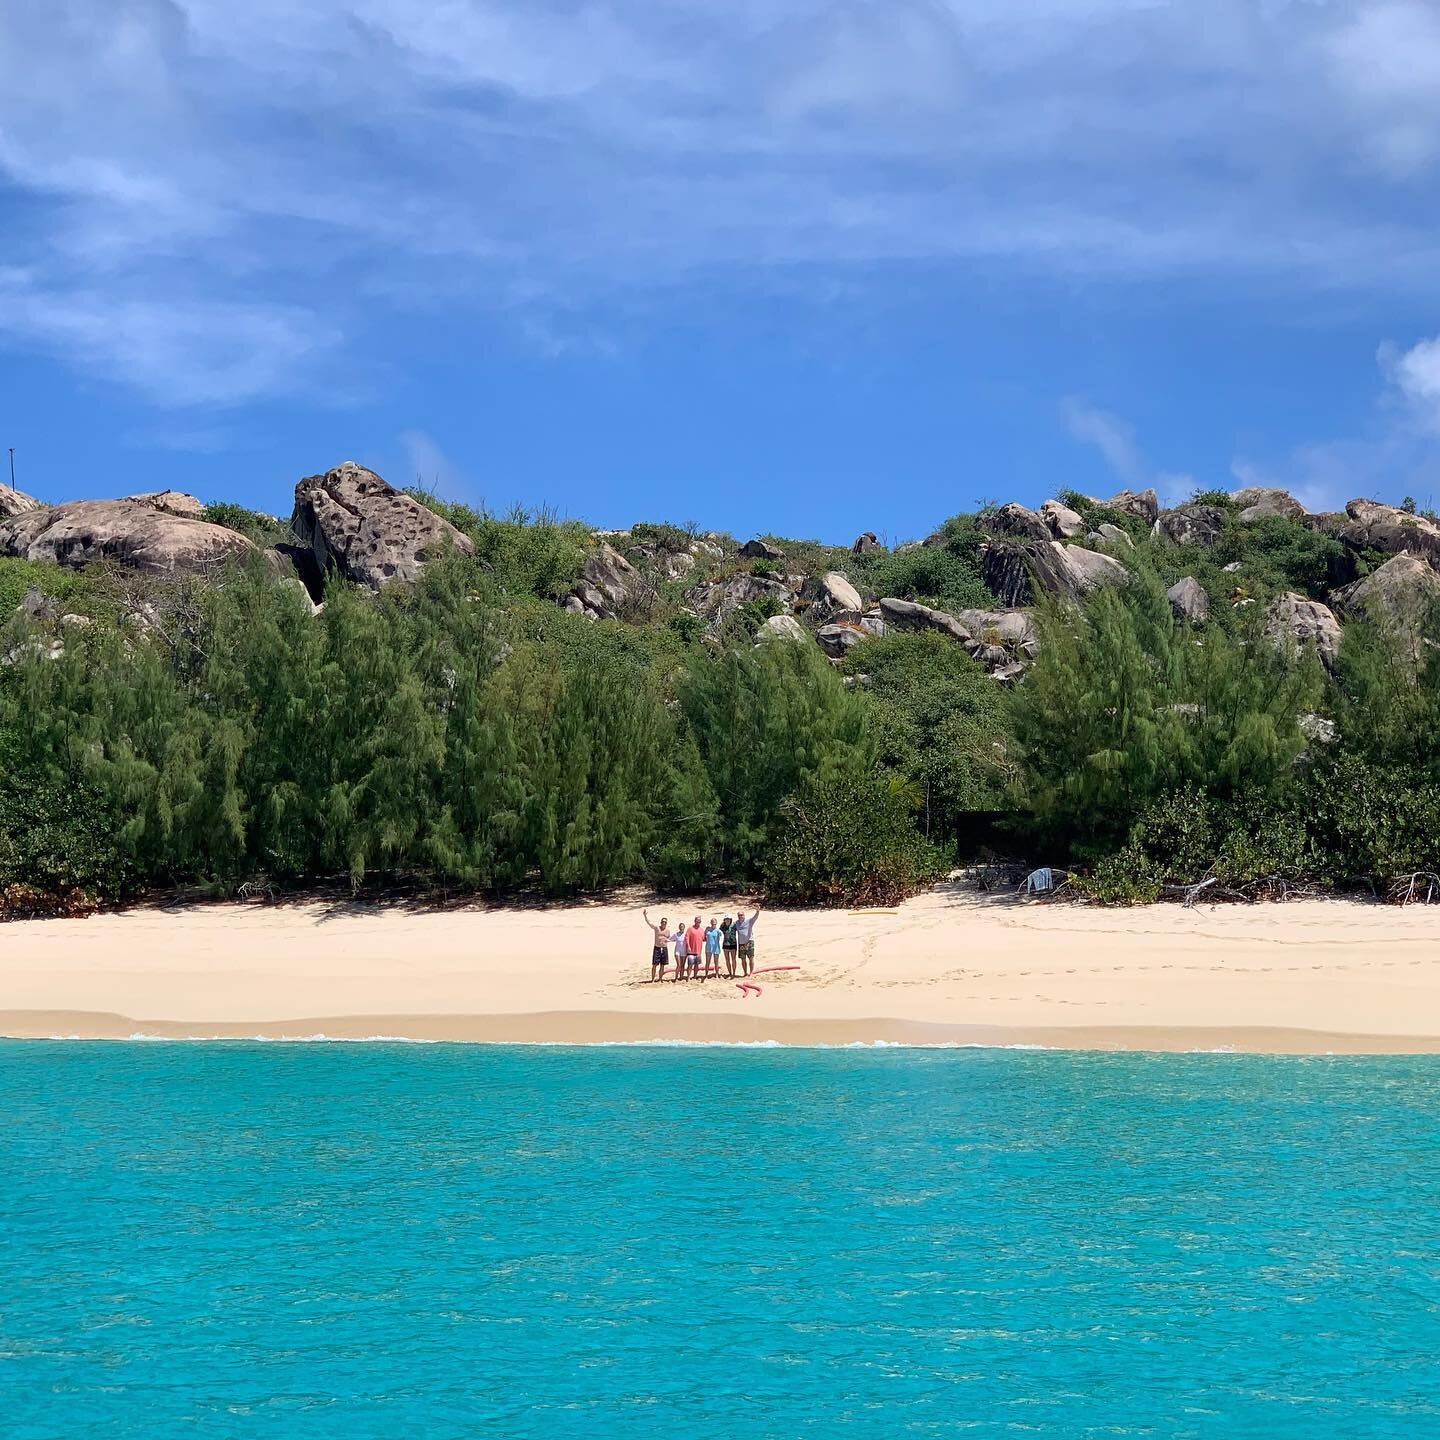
xmin=6 ymin=468 xmax=1440 ymax=680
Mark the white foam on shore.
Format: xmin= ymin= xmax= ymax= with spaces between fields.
xmin=93 ymin=1033 xmax=1052 ymax=1050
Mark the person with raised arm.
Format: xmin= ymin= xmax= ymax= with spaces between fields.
xmin=733 ymin=903 xmax=763 ymax=977
xmin=642 ymin=909 xmax=671 ymax=983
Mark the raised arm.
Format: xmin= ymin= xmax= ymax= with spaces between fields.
xmin=642 ymin=909 xmax=652 ymax=929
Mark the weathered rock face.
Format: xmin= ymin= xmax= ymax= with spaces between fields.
xmin=869 ymin=601 xmax=1039 ymax=676
xmin=1232 ymin=486 xmax=1306 ymax=522
xmin=684 ymin=572 xmax=796 ymax=627
xmin=1097 ymin=487 xmax=1159 ymax=525
xmin=1266 ymin=591 xmax=1341 ymax=671
xmin=0 ymin=499 xmax=256 ymax=575
xmin=877 ymin=597 xmax=970 ymax=643
xmin=1 ymin=484 xmax=41 ymax=519
xmin=803 ymin=570 xmax=863 ymax=624
xmin=980 ymin=541 xmax=1070 ymax=607
xmin=1057 ymin=543 xmax=1129 ymax=594
xmin=1329 ymin=499 xmax=1440 ymax=566
xmin=1091 ymin=522 xmax=1133 ymax=549
xmin=756 ymin=613 xmax=809 ymax=645
xmin=291 ymin=462 xmax=473 ymax=590
xmin=956 ymin=609 xmax=1041 ymax=670
xmin=1153 ymin=504 xmax=1226 ymax=547
xmin=851 ymin=531 xmax=883 ymax=555
xmin=1039 ymin=499 xmax=1086 ymax=539
xmin=980 ymin=539 xmax=1128 ymax=607
xmin=127 ymin=490 xmax=207 ymax=520
xmin=981 ymin=502 xmax=1051 ymax=544
xmin=816 ymin=621 xmax=868 ymax=659
xmin=740 ymin=538 xmax=786 ymax=561
xmin=1167 ymin=576 xmax=1210 ymax=623
xmin=570 ymin=542 xmax=642 ymax=620
xmin=631 ymin=542 xmax=695 ymax=581
xmin=1331 ymin=554 xmax=1440 ymax=643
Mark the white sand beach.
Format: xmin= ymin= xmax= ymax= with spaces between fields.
xmin=3 ymin=888 xmax=1440 ymax=1051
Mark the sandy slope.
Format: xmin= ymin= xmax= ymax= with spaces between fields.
xmin=3 ymin=887 xmax=1439 ymax=1051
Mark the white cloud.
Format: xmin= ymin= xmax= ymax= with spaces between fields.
xmin=1062 ymin=398 xmax=1193 ymax=503
xmin=1062 ymin=398 xmax=1144 ymax=485
xmin=400 ymin=429 xmax=469 ymax=498
xmin=1231 ymin=334 xmax=1440 ymax=513
xmin=0 ymin=271 xmax=338 ymax=407
xmin=1379 ymin=334 xmax=1440 ymax=432
xmin=6 ymin=3 xmax=1440 ymax=404
xmin=1323 ymin=1 xmax=1440 ymax=175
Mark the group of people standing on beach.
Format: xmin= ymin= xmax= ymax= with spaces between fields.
xmin=642 ymin=908 xmax=762 ymax=982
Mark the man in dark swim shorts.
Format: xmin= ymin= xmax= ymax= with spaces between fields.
xmin=642 ymin=909 xmax=670 ymax=982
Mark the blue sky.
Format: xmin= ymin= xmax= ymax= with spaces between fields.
xmin=6 ymin=0 xmax=1440 ymax=542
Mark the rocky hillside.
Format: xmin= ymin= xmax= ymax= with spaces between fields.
xmin=5 ymin=462 xmax=1434 ymax=682
xmin=6 ymin=458 xmax=1440 ymax=914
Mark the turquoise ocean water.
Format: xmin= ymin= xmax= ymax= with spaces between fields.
xmin=3 ymin=1042 xmax=1439 ymax=1438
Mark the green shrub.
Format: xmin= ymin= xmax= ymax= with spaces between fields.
xmin=764 ymin=770 xmax=950 ymax=905
xmin=0 ymin=557 xmax=94 ymax=615
xmin=0 ymin=745 xmax=137 ymax=906
xmin=846 ymin=516 xmax=998 ymax=612
xmin=204 ymin=502 xmax=290 ymax=548
xmin=842 ymin=631 xmax=1013 ymax=840
xmin=1189 ymin=488 xmax=1237 ymax=510
xmin=406 ymin=493 xmax=591 ymax=601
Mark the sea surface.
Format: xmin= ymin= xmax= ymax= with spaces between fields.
xmin=3 ymin=1043 xmax=1438 ymax=1438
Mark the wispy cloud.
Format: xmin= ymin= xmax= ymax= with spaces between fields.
xmin=7 ymin=3 xmax=1440 ymax=406
xmin=1062 ymin=397 xmax=1193 ymax=503
xmin=399 ymin=429 xmax=470 ymax=499
xmin=1232 ymin=332 xmax=1440 ymax=512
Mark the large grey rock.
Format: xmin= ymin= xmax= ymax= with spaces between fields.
xmin=981 ymin=502 xmax=1051 ymax=544
xmin=1331 ymin=554 xmax=1440 ymax=656
xmin=1167 ymin=576 xmax=1210 ymax=623
xmin=851 ymin=531 xmax=883 ymax=555
xmin=740 ymin=538 xmax=786 ymax=561
xmin=955 ymin=607 xmax=1041 ymax=673
xmin=684 ymin=572 xmax=796 ymax=627
xmin=1039 ymin=499 xmax=1086 ymax=539
xmin=1153 ymin=504 xmax=1227 ymax=547
xmin=1053 ymin=543 xmax=1129 ymax=594
xmin=1232 ymin=486 xmax=1306 ymax=522
xmin=0 ymin=483 xmax=41 ymax=519
xmin=980 ymin=540 xmax=1127 ymax=607
xmin=0 ymin=498 xmax=256 ymax=575
xmin=1265 ymin=591 xmax=1341 ymax=671
xmin=804 ymin=570 xmax=863 ymax=623
xmin=632 ymin=541 xmax=695 ymax=582
xmin=1328 ymin=499 xmax=1440 ymax=565
xmin=291 ymin=461 xmax=474 ymax=590
xmin=1096 ymin=487 xmax=1159 ymax=525
xmin=816 ymin=621 xmax=868 ymax=659
xmin=756 ymin=613 xmax=808 ymax=645
xmin=980 ymin=540 xmax=1074 ymax=607
xmin=1092 ymin=522 xmax=1133 ymax=549
xmin=570 ymin=542 xmax=642 ymax=619
xmin=954 ymin=607 xmax=1038 ymax=654
xmin=877 ymin=597 xmax=971 ymax=643
xmin=126 ymin=489 xmax=207 ymax=520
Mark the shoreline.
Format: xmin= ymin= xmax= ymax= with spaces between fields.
xmin=4 ymin=888 xmax=1439 ymax=1055
xmin=7 ymin=1009 xmax=1440 ymax=1054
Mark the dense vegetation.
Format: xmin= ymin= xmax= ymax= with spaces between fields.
xmin=5 ymin=486 xmax=1440 ymax=914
